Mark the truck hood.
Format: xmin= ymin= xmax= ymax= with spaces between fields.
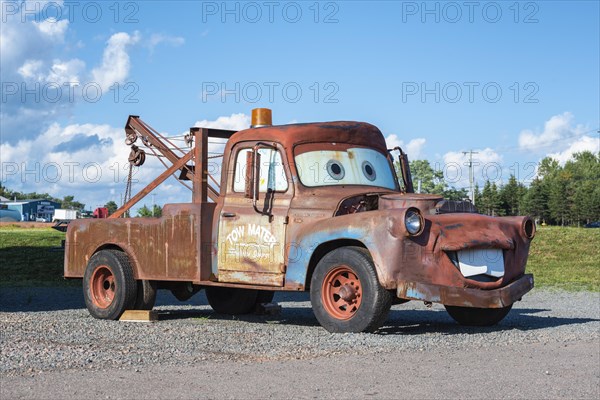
xmin=334 ymin=192 xmax=477 ymax=216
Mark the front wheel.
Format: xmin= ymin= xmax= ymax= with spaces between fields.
xmin=310 ymin=247 xmax=393 ymax=333
xmin=445 ymin=305 xmax=513 ymax=326
xmin=83 ymin=250 xmax=137 ymax=320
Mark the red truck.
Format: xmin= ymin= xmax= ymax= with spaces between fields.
xmin=64 ymin=109 xmax=535 ymax=333
xmin=93 ymin=207 xmax=109 ymax=219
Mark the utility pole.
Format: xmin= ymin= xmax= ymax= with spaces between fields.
xmin=462 ymin=150 xmax=479 ymax=205
xmin=151 ymin=193 xmax=157 ymax=217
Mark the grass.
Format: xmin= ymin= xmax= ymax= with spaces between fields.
xmin=0 ymin=225 xmax=598 ymax=291
xmin=0 ymin=226 xmax=77 ymax=287
xmin=526 ymin=226 xmax=599 ymax=292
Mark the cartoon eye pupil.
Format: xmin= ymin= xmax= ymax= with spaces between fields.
xmin=326 ymin=160 xmax=345 ymax=180
xmin=362 ymin=161 xmax=376 ymax=181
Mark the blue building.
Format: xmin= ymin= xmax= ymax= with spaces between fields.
xmin=1 ymin=199 xmax=61 ymax=222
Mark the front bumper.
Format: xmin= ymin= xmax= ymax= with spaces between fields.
xmin=396 ymin=274 xmax=534 ymax=308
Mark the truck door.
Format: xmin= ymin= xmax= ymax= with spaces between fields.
xmin=217 ymin=142 xmax=292 ymax=287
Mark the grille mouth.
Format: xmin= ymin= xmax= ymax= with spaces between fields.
xmin=464 ymin=274 xmax=501 ymax=283
xmin=445 ymin=250 xmax=505 ymax=280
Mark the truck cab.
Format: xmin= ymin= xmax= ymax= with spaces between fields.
xmin=65 ymin=109 xmax=535 ymax=333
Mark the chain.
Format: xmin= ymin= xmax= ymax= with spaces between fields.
xmin=123 ymin=163 xmax=133 ymax=218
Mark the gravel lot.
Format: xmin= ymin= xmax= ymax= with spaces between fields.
xmin=1 ymin=287 xmax=599 ymax=399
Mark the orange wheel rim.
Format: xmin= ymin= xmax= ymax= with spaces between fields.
xmin=90 ymin=265 xmax=115 ymax=309
xmin=321 ymin=265 xmax=362 ymax=320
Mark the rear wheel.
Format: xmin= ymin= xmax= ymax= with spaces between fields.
xmin=134 ymin=280 xmax=157 ymax=310
xmin=310 ymin=247 xmax=393 ymax=333
xmin=445 ymin=305 xmax=512 ymax=326
xmin=206 ymin=286 xmax=258 ymax=315
xmin=170 ymin=282 xmax=200 ymax=301
xmin=83 ymin=250 xmax=137 ymax=320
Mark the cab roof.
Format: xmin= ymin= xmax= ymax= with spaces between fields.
xmin=227 ymin=121 xmax=388 ymax=152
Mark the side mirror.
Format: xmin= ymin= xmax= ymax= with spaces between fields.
xmin=244 ymin=151 xmax=254 ymax=199
xmin=389 ymin=146 xmax=414 ymax=193
xmin=244 ymin=150 xmax=261 ymax=200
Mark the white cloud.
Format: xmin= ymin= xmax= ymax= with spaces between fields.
xmin=91 ymin=31 xmax=141 ymax=90
xmin=147 ymin=34 xmax=184 ymax=52
xmin=194 ymin=113 xmax=251 ymax=131
xmin=16 ymin=30 xmax=141 ymax=91
xmin=406 ymin=138 xmax=426 ymax=159
xmin=517 ymin=112 xmax=598 ymax=165
xmin=46 ymin=58 xmax=85 ymax=85
xmin=0 ymin=2 xmax=68 ymax=62
xmin=518 ymin=112 xmax=588 ymax=151
xmin=33 ymin=18 xmax=69 ymax=41
xmin=385 ymin=135 xmax=426 ymax=159
xmin=18 ymin=58 xmax=85 ymax=85
xmin=17 ymin=60 xmax=45 ymax=80
xmin=443 ymin=148 xmax=503 ymax=187
xmin=548 ymin=136 xmax=599 ymax=165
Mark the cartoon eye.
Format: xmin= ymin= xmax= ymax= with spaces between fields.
xmin=326 ymin=160 xmax=345 ymax=180
xmin=362 ymin=161 xmax=376 ymax=181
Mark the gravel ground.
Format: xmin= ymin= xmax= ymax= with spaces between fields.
xmin=1 ymin=287 xmax=599 ymax=399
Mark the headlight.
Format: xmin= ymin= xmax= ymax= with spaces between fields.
xmin=404 ymin=208 xmax=424 ymax=236
xmin=523 ymin=218 xmax=536 ymax=239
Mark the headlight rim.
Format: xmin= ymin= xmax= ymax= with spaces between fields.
xmin=404 ymin=207 xmax=424 ymax=237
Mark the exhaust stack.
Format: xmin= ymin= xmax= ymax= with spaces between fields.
xmin=251 ymin=108 xmax=272 ymax=128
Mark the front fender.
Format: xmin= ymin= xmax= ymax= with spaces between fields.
xmin=285 ymin=210 xmax=405 ymax=289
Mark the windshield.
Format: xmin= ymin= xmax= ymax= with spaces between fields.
xmin=294 ymin=145 xmax=397 ymax=189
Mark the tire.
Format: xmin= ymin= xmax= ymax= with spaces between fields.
xmin=445 ymin=305 xmax=513 ymax=326
xmin=310 ymin=246 xmax=393 ymax=333
xmin=206 ymin=286 xmax=258 ymax=315
xmin=134 ymin=280 xmax=157 ymax=310
xmin=170 ymin=282 xmax=200 ymax=301
xmin=83 ymin=249 xmax=137 ymax=320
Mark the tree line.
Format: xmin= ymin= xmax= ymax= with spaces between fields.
xmin=409 ymin=151 xmax=600 ymax=226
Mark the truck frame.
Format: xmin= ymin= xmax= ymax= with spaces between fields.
xmin=64 ymin=109 xmax=535 ymax=332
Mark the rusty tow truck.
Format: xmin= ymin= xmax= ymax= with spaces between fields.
xmin=64 ymin=108 xmax=535 ymax=333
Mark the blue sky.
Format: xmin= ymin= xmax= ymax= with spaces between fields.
xmin=1 ymin=0 xmax=599 ymax=211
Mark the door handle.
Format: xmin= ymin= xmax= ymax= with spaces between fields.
xmin=222 ymin=212 xmax=236 ymax=218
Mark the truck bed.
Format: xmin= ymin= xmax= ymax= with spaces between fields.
xmin=64 ymin=203 xmax=215 ymax=282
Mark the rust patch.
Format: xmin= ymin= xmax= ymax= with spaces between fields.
xmin=397 ymin=274 xmax=534 ymax=308
xmin=65 ymin=203 xmax=215 ymax=282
